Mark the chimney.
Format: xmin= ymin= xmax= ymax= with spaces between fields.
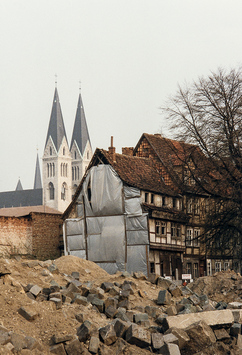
xmin=122 ymin=147 xmax=134 ymax=156
xmin=108 ymin=136 xmax=116 ymax=162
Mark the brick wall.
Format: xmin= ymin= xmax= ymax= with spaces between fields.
xmin=0 ymin=216 xmax=32 ymax=257
xmin=31 ymin=212 xmax=62 ymax=260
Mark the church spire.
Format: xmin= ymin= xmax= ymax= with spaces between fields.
xmin=45 ymin=88 xmax=68 ymax=152
xmin=16 ymin=178 xmax=23 ymax=191
xmin=70 ymin=91 xmax=91 ymax=154
xmin=34 ymin=152 xmax=42 ymax=189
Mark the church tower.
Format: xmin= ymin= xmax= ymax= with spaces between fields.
xmin=70 ymin=91 xmax=92 ymax=194
xmin=42 ymin=88 xmax=72 ymax=212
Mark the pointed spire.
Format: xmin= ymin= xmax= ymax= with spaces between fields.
xmin=34 ymin=152 xmax=42 ymax=189
xmin=16 ymin=178 xmax=23 ymax=191
xmin=45 ymin=88 xmax=68 ymax=151
xmin=70 ymin=92 xmax=91 ymax=154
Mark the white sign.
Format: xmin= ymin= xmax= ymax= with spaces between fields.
xmin=182 ymin=274 xmax=192 ymax=280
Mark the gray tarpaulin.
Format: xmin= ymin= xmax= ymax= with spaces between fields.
xmin=64 ymin=164 xmax=149 ymax=275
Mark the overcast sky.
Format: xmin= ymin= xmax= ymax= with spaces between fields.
xmin=1 ymin=0 xmax=242 ymax=191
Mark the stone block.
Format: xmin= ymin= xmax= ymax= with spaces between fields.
xmin=99 ymin=324 xmax=117 ymax=345
xmin=29 ymin=285 xmax=42 ymax=297
xmin=134 ymin=313 xmax=150 ymax=327
xmin=214 ymin=328 xmax=231 ymax=342
xmin=25 ymin=336 xmax=43 ymax=351
xmin=18 ymin=306 xmax=38 ymax=321
xmin=133 ymin=271 xmax=147 ymax=280
xmin=157 ymin=289 xmax=171 ymax=305
xmin=114 ymin=309 xmax=130 ymax=323
xmin=109 ymin=286 xmax=120 ymax=296
xmin=165 ymin=327 xmax=190 ymax=349
xmin=199 ymin=294 xmax=209 ymax=307
xmin=237 ymin=333 xmax=242 ymax=349
xmin=89 ymin=336 xmax=99 ymax=354
xmin=10 ymin=332 xmax=27 ymax=351
xmin=228 ymin=302 xmax=242 ymax=309
xmin=230 ymin=323 xmax=241 ymax=336
xmin=72 ymin=294 xmax=89 ymax=306
xmin=49 ymin=292 xmax=62 ymax=300
xmin=121 ymin=283 xmax=134 ymax=294
xmin=0 ymin=329 xmax=11 ymax=345
xmin=89 ymin=287 xmax=105 ymax=299
xmin=126 ymin=310 xmax=135 ymax=322
xmin=159 ymin=342 xmax=181 ymax=354
xmin=119 ymin=289 xmax=130 ymax=300
xmin=48 ymin=263 xmax=59 ymax=274
xmin=77 ymin=320 xmax=92 ymax=342
xmin=166 ymin=306 xmax=178 ymax=316
xmin=113 ymin=318 xmax=130 ymax=338
xmin=145 ymin=305 xmax=162 ymax=319
xmin=125 ymin=324 xmax=151 ymax=348
xmin=105 ymin=305 xmax=117 ymax=318
xmin=52 ymin=333 xmax=73 ymax=344
xmin=183 ymin=320 xmax=216 ymax=354
xmin=188 ymin=294 xmax=201 ymax=306
xmin=91 ymin=297 xmax=104 ymax=313
xmin=50 ymin=343 xmax=66 ymax=355
xmin=151 ymin=333 xmax=164 ymax=351
xmin=165 ymin=309 xmax=234 ymax=329
xmin=118 ymin=299 xmax=130 ymax=310
xmin=169 ymin=284 xmax=182 ymax=298
xmin=65 ymin=339 xmax=86 ymax=354
xmin=75 ymin=313 xmax=84 ymax=323
xmin=26 ymin=292 xmax=36 ymax=300
xmin=71 ymin=271 xmax=79 ymax=280
xmin=100 ymin=282 xmax=114 ymax=292
xmin=104 ymin=297 xmax=118 ymax=309
xmin=157 ymin=277 xmax=172 ymax=289
xmin=50 ymin=297 xmax=62 ymax=309
xmin=163 ymin=333 xmax=179 ymax=345
xmin=148 ymin=273 xmax=159 ymax=284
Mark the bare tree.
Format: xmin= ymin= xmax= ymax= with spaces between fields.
xmin=163 ymin=68 xmax=242 ymax=258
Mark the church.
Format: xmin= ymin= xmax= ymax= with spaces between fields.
xmin=0 ymin=87 xmax=92 ymax=213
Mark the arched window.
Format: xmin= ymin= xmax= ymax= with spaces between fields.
xmin=72 ymin=167 xmax=74 ymax=180
xmin=49 ymin=182 xmax=54 ymax=200
xmin=74 ymin=151 xmax=77 ymax=160
xmin=47 ymin=163 xmax=49 ymax=177
xmin=61 ymin=182 xmax=67 ymax=200
xmin=87 ymin=151 xmax=89 ymax=159
xmin=50 ymin=147 xmax=52 ymax=156
xmin=50 ymin=164 xmax=52 ymax=177
xmin=53 ymin=163 xmax=55 ymax=177
xmin=63 ymin=147 xmax=65 ymax=155
xmin=61 ymin=163 xmax=63 ymax=177
xmin=66 ymin=164 xmax=68 ymax=177
xmin=77 ymin=167 xmax=79 ymax=180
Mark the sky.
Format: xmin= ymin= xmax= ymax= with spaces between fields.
xmin=1 ymin=0 xmax=242 ymax=191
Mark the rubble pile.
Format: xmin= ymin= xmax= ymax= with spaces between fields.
xmin=0 ymin=258 xmax=242 ymax=354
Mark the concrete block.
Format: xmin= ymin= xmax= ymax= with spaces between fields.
xmin=183 ymin=320 xmax=216 ymax=354
xmin=125 ymin=324 xmax=151 ymax=348
xmin=157 ymin=289 xmax=172 ymax=305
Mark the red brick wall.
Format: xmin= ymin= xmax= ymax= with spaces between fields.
xmin=31 ymin=213 xmax=62 ymax=260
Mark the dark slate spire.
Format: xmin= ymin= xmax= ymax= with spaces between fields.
xmin=34 ymin=153 xmax=42 ymax=189
xmin=16 ymin=179 xmax=23 ymax=191
xmin=45 ymin=88 xmax=68 ymax=151
xmin=70 ymin=93 xmax=91 ymax=154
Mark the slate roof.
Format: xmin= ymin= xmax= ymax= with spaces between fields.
xmin=0 ymin=189 xmax=43 ymax=208
xmin=0 ymin=205 xmax=61 ymax=217
xmin=45 ymin=88 xmax=68 ymax=151
xmin=33 ymin=153 xmax=42 ymax=189
xmin=70 ymin=93 xmax=91 ymax=154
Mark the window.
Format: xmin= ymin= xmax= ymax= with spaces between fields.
xmin=77 ymin=167 xmax=79 ymax=180
xmin=194 ymin=198 xmax=199 ymax=215
xmin=207 ymin=261 xmax=212 ymax=276
xmin=61 ymin=183 xmax=67 ymax=200
xmin=53 ymin=163 xmax=55 ymax=177
xmin=63 ymin=147 xmax=65 ymax=155
xmin=162 ymin=196 xmax=166 ymax=206
xmin=224 ymin=262 xmax=229 ymax=271
xmin=173 ymin=198 xmax=177 ymax=209
xmin=187 ymin=199 xmax=193 ymax=213
xmin=74 ymin=151 xmax=77 ymax=160
xmin=87 ymin=151 xmax=89 ymax=159
xmin=186 ymin=229 xmax=192 ymax=246
xmin=186 ymin=263 xmax=192 ymax=274
xmin=151 ymin=194 xmax=154 ymax=204
xmin=49 ymin=182 xmax=54 ymax=200
xmin=161 ymin=222 xmax=166 ymax=235
xmin=193 ymin=263 xmax=199 ymax=278
xmin=193 ymin=229 xmax=200 ymax=247
xmin=47 ymin=163 xmax=49 ymax=178
xmin=171 ymin=223 xmax=176 ymax=237
xmin=155 ymin=221 xmax=161 ymax=235
xmin=145 ymin=193 xmax=149 ymax=203
xmin=215 ymin=262 xmax=221 ymax=273
xmin=72 ymin=167 xmax=74 ymax=180
xmin=150 ymin=262 xmax=155 ymax=274
xmin=50 ymin=147 xmax=52 ymax=156
xmin=176 ymin=224 xmax=181 ymax=238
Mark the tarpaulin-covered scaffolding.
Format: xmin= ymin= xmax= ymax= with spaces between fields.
xmin=63 ymin=164 xmax=149 ymax=275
